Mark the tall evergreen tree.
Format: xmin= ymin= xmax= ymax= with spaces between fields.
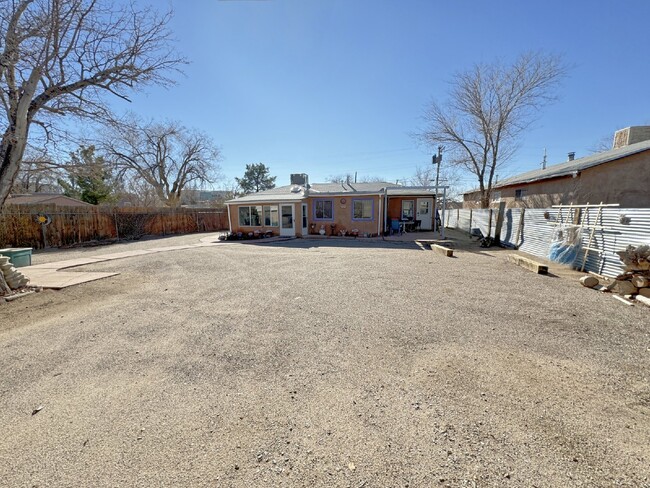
xmin=58 ymin=146 xmax=117 ymax=205
xmin=235 ymin=163 xmax=276 ymax=194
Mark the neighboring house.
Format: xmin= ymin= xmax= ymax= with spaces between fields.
xmin=225 ymin=176 xmax=441 ymax=237
xmin=6 ymin=193 xmax=94 ymax=207
xmin=181 ymin=190 xmax=230 ymax=207
xmin=463 ymin=126 xmax=650 ymax=209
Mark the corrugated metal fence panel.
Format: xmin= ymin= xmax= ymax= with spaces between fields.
xmin=470 ymin=209 xmax=491 ymax=237
xmin=499 ymin=208 xmax=523 ymax=247
xmin=518 ymin=209 xmax=558 ymax=259
xmin=458 ymin=209 xmax=472 ymax=234
xmin=444 ymin=209 xmax=458 ymax=228
xmin=582 ymin=207 xmax=650 ymax=277
xmin=443 ymin=206 xmax=650 ymax=277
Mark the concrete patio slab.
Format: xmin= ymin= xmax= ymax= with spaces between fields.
xmin=26 ymin=257 xmax=111 ymax=270
xmin=19 ymin=232 xmax=227 ymax=290
xmin=93 ymin=249 xmax=158 ymax=259
xmin=22 ymin=268 xmax=119 ymax=289
xmin=145 ymin=245 xmax=194 ymax=252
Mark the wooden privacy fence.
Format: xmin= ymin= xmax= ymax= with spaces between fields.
xmin=0 ymin=204 xmax=229 ymax=249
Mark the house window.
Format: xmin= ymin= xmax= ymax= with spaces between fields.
xmin=263 ymin=205 xmax=279 ymax=226
xmin=313 ymin=199 xmax=334 ymax=220
xmin=238 ymin=205 xmax=262 ymax=226
xmin=515 ymin=189 xmax=527 ymax=201
xmin=401 ymin=200 xmax=414 ymax=220
xmin=352 ymin=199 xmax=373 ymax=220
xmin=238 ymin=207 xmax=250 ymax=226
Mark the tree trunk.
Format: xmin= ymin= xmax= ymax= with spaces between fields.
xmin=0 ymin=144 xmax=18 ymax=208
xmin=0 ymin=126 xmax=30 ymax=209
xmin=480 ymin=192 xmax=490 ymax=209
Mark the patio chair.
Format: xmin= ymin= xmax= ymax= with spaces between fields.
xmin=390 ymin=219 xmax=401 ymax=235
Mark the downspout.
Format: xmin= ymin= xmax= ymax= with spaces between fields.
xmin=441 ymin=187 xmax=447 ymax=239
xmin=381 ymin=187 xmax=388 ymax=240
xmin=377 ymin=192 xmax=382 ymax=237
xmin=226 ymin=203 xmax=232 ymax=235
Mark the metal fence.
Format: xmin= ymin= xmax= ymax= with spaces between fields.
xmin=445 ymin=207 xmax=650 ymax=277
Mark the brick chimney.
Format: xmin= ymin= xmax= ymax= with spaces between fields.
xmin=612 ymin=126 xmax=650 ymax=149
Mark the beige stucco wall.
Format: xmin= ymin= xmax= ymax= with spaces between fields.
xmin=463 ymin=150 xmax=650 ymax=208
xmin=228 ymin=194 xmax=383 ymax=237
xmin=305 ymin=195 xmax=381 ymax=236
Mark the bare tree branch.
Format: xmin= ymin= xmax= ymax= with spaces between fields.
xmin=102 ymin=115 xmax=222 ymax=207
xmin=0 ymin=0 xmax=186 ymax=208
xmin=418 ymin=52 xmax=567 ymax=208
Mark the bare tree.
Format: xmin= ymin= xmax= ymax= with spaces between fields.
xmin=12 ymin=147 xmax=58 ymax=192
xmin=407 ymin=164 xmax=462 ymax=201
xmin=0 ymin=0 xmax=185 ymax=208
xmin=103 ymin=118 xmax=221 ymax=207
xmin=327 ymin=173 xmax=385 ymax=184
xmin=120 ymin=177 xmax=160 ymax=208
xmin=419 ymin=52 xmax=566 ymax=208
xmin=589 ymin=133 xmax=615 ymax=154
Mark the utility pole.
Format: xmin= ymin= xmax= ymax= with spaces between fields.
xmin=432 ymin=145 xmax=443 ymax=234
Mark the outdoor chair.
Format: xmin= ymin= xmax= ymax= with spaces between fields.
xmin=390 ymin=219 xmax=401 ymax=235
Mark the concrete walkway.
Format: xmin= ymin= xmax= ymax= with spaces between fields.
xmin=21 ymin=234 xmax=225 ymax=289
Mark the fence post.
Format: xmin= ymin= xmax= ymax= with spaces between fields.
xmin=488 ymin=208 xmax=493 ymax=238
xmin=114 ymin=212 xmax=120 ymax=240
xmin=468 ymin=209 xmax=473 ymax=237
xmin=494 ymin=201 xmax=506 ymax=243
xmin=516 ymin=208 xmax=526 ymax=248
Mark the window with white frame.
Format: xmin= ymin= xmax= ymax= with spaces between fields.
xmin=401 ymin=200 xmax=414 ymax=219
xmin=352 ymin=199 xmax=373 ymax=220
xmin=238 ymin=205 xmax=262 ymax=226
xmin=263 ymin=205 xmax=279 ymax=226
xmin=313 ymin=199 xmax=333 ymax=220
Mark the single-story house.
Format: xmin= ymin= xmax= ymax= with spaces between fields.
xmin=6 ymin=193 xmax=93 ymax=207
xmin=463 ymin=126 xmax=650 ymax=208
xmin=225 ymin=177 xmax=443 ymax=237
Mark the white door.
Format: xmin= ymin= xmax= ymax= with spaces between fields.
xmin=416 ymin=198 xmax=433 ymax=230
xmin=280 ymin=204 xmax=295 ymax=236
xmin=301 ymin=203 xmax=308 ymax=236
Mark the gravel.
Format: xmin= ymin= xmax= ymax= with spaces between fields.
xmin=1 ymin=233 xmax=649 ymax=487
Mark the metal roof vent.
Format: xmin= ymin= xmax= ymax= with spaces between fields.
xmin=290 ymin=173 xmax=307 ymax=186
xmin=290 ymin=185 xmax=302 ymax=193
xmin=567 ymin=152 xmax=576 ymax=161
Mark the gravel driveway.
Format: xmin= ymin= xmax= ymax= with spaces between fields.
xmin=1 ymin=234 xmax=649 ymax=487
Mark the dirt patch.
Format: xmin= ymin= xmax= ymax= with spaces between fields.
xmin=0 ymin=236 xmax=648 ymax=486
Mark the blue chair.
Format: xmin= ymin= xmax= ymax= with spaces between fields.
xmin=390 ymin=219 xmax=401 ymax=235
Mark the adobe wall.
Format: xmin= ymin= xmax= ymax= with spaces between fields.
xmin=463 ymin=150 xmax=650 ymax=208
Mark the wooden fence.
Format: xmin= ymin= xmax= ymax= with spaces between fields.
xmin=0 ymin=204 xmax=229 ymax=249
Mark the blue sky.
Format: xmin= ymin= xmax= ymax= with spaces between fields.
xmin=112 ymin=0 xmax=650 ymax=191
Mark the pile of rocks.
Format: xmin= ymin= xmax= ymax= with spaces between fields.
xmin=0 ymin=255 xmax=29 ymax=295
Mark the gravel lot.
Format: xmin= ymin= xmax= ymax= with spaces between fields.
xmin=1 ymin=233 xmax=649 ymax=487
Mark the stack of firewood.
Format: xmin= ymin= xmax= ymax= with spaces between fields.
xmin=580 ymin=244 xmax=650 ymax=305
xmin=612 ymin=244 xmax=650 ymax=298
